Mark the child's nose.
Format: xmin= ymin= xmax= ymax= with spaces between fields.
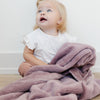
xmin=41 ymin=11 xmax=45 ymax=16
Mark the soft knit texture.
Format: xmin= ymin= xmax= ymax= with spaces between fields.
xmin=0 ymin=42 xmax=100 ymax=100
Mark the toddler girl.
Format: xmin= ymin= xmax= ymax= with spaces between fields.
xmin=18 ymin=0 xmax=76 ymax=76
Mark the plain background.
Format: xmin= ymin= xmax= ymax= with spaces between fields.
xmin=0 ymin=0 xmax=100 ymax=73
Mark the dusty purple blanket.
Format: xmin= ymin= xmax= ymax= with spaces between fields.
xmin=0 ymin=43 xmax=100 ymax=100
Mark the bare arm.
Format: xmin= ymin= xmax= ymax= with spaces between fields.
xmin=23 ymin=46 xmax=48 ymax=66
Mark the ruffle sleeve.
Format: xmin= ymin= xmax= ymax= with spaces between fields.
xmin=23 ymin=35 xmax=36 ymax=50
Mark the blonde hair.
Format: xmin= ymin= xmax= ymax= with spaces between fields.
xmin=34 ymin=0 xmax=67 ymax=33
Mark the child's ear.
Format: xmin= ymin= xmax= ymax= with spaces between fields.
xmin=57 ymin=17 xmax=62 ymax=25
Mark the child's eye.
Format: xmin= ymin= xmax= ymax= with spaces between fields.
xmin=47 ymin=9 xmax=52 ymax=12
xmin=38 ymin=10 xmax=42 ymax=13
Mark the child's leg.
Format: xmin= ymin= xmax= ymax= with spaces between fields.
xmin=18 ymin=62 xmax=32 ymax=77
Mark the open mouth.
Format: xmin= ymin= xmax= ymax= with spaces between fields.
xmin=40 ymin=17 xmax=47 ymax=22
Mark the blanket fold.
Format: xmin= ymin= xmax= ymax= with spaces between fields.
xmin=0 ymin=42 xmax=100 ymax=100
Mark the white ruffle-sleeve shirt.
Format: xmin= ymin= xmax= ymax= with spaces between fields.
xmin=23 ymin=28 xmax=76 ymax=63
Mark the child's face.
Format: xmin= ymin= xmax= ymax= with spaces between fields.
xmin=36 ymin=0 xmax=61 ymax=30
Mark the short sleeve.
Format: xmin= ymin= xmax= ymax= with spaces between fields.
xmin=23 ymin=35 xmax=36 ymax=50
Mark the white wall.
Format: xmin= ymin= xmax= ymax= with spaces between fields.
xmin=0 ymin=0 xmax=37 ymax=53
xmin=0 ymin=0 xmax=100 ymax=74
xmin=65 ymin=0 xmax=100 ymax=50
xmin=0 ymin=0 xmax=37 ymax=74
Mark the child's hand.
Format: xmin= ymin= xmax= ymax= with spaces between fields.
xmin=18 ymin=62 xmax=32 ymax=77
